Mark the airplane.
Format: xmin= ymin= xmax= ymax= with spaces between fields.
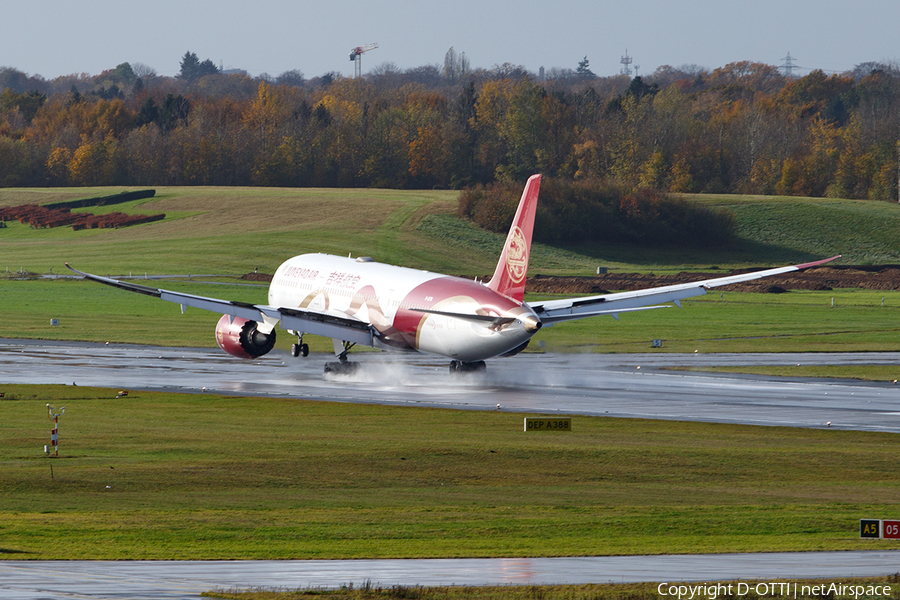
xmin=66 ymin=174 xmax=839 ymax=375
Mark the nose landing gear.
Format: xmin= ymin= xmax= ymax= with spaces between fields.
xmin=324 ymin=340 xmax=360 ymax=375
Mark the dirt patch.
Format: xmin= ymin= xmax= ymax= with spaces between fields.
xmin=528 ymin=266 xmax=900 ymax=294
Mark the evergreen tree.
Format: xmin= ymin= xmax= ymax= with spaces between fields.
xmin=136 ymin=98 xmax=160 ymax=127
xmin=576 ymin=56 xmax=595 ymax=79
xmin=179 ymin=51 xmax=219 ymax=82
xmin=160 ymin=94 xmax=191 ymax=131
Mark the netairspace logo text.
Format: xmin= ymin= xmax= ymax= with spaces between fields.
xmin=657 ymin=582 xmax=894 ymax=600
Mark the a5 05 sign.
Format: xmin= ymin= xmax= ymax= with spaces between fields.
xmin=860 ymin=519 xmax=900 ymax=539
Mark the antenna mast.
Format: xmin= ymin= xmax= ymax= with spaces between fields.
xmin=620 ymin=49 xmax=633 ymax=77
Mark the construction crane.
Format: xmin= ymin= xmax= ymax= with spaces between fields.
xmin=349 ymin=43 xmax=378 ymax=77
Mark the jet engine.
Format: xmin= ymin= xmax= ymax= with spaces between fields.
xmin=215 ymin=315 xmax=276 ymax=359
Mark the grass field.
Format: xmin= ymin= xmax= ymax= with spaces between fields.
xmin=3 ymin=278 xmax=899 ymax=357
xmin=2 ymin=384 xmax=900 ymax=560
xmin=4 ymin=187 xmax=900 ymax=352
xmin=3 ymin=187 xmax=900 ymax=357
xmin=680 ymin=193 xmax=900 ymax=266
xmin=3 ymin=187 xmax=900 ymax=563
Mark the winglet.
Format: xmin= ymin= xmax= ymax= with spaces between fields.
xmin=65 ymin=263 xmax=162 ymax=297
xmin=795 ymin=255 xmax=841 ymax=270
xmin=486 ymin=174 xmax=541 ymax=303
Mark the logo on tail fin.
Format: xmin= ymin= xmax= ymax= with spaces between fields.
xmin=505 ymin=226 xmax=528 ymax=283
xmin=487 ymin=174 xmax=541 ymax=303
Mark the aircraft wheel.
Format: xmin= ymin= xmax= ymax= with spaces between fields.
xmin=325 ymin=361 xmax=359 ymax=375
xmin=291 ymin=343 xmax=301 ymax=358
xmin=299 ymin=343 xmax=309 ymax=357
xmin=450 ymin=360 xmax=485 ymax=373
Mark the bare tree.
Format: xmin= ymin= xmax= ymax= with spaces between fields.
xmin=131 ymin=63 xmax=157 ymax=78
xmin=442 ymin=47 xmax=471 ymax=84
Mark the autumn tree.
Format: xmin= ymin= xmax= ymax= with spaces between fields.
xmin=3 ymin=55 xmax=900 ymax=201
xmin=1 ymin=89 xmax=46 ymax=123
xmin=276 ymin=70 xmax=305 ymax=87
xmin=474 ymin=79 xmax=514 ymax=180
xmin=404 ymin=91 xmax=449 ymax=187
xmin=243 ymin=82 xmax=289 ymax=153
xmin=608 ymin=94 xmax=652 ymax=186
xmin=0 ymin=137 xmax=40 ymax=185
xmin=446 ymin=82 xmax=481 ymax=187
xmin=69 ymin=135 xmax=124 ymax=185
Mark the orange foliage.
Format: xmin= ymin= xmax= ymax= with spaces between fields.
xmin=0 ymin=64 xmax=898 ymax=199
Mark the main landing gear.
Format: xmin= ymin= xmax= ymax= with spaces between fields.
xmin=449 ymin=360 xmax=486 ymax=374
xmin=324 ymin=340 xmax=360 ymax=375
xmin=290 ymin=334 xmax=309 ymax=358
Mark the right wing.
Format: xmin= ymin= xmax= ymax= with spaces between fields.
xmin=528 ymin=255 xmax=841 ymax=326
xmin=65 ymin=264 xmax=376 ymax=346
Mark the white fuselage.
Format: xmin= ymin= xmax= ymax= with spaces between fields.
xmin=267 ymin=253 xmax=540 ymax=362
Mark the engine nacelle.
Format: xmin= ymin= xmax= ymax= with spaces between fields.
xmin=215 ymin=315 xmax=276 ymax=359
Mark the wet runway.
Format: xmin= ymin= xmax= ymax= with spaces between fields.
xmin=2 ymin=339 xmax=900 ymax=432
xmin=3 ymin=551 xmax=900 ymax=600
xmin=3 ymin=339 xmax=900 ymax=598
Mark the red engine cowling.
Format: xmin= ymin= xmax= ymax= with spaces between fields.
xmin=215 ymin=315 xmax=277 ymax=359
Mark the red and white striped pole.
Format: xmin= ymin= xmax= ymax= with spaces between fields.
xmin=46 ymin=404 xmax=65 ymax=457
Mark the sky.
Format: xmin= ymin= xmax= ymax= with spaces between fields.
xmin=2 ymin=0 xmax=898 ymax=80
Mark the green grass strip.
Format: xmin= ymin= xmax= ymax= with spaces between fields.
xmin=2 ymin=385 xmax=899 ymax=560
xmin=669 ymin=365 xmax=900 ymax=382
xmin=3 ymin=280 xmax=900 ymax=357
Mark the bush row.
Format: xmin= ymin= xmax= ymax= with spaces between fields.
xmin=459 ymin=178 xmax=738 ymax=248
xmin=44 ymin=189 xmax=156 ymax=209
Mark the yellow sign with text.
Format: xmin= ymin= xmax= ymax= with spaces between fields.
xmin=524 ymin=417 xmax=572 ymax=432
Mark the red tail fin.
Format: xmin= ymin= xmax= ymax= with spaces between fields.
xmin=486 ymin=174 xmax=541 ymax=303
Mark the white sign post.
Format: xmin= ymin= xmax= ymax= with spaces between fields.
xmin=46 ymin=404 xmax=66 ymax=457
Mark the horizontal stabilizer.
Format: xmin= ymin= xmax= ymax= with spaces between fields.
xmin=410 ymin=307 xmax=516 ymax=329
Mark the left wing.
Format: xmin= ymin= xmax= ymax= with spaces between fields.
xmin=64 ymin=264 xmax=375 ymax=346
xmin=528 ymin=255 xmax=841 ymax=326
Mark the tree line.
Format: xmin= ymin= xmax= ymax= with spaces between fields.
xmin=1 ymin=55 xmax=899 ymax=202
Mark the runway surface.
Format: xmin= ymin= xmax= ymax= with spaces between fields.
xmin=2 ymin=339 xmax=900 ymax=432
xmin=2 ymin=339 xmax=900 ymax=598
xmin=3 ymin=551 xmax=900 ymax=600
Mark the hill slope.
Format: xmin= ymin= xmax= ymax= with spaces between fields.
xmin=2 ymin=187 xmax=899 ymax=278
